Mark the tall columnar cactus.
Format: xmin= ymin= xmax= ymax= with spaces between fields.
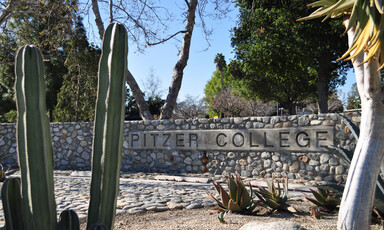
xmin=2 ymin=23 xmax=127 ymax=230
xmin=87 ymin=23 xmax=128 ymax=229
xmin=14 ymin=45 xmax=57 ymax=229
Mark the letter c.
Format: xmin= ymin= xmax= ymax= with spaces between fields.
xmin=216 ymin=133 xmax=227 ymax=147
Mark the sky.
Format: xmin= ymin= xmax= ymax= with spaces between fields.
xmin=82 ymin=1 xmax=356 ymax=103
xmin=83 ymin=1 xmax=238 ymax=102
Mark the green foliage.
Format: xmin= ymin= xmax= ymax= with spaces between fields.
xmin=303 ymin=187 xmax=341 ymax=213
xmin=53 ymin=17 xmax=101 ymax=122
xmin=255 ymin=178 xmax=292 ymax=212
xmin=346 ymin=83 xmax=361 ymax=110
xmin=204 ymin=68 xmax=252 ymax=117
xmin=231 ymin=0 xmax=349 ymax=114
xmin=0 ymin=0 xmax=78 ymax=121
xmin=209 ymin=174 xmax=259 ymax=222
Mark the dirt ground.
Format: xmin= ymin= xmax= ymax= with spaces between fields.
xmin=81 ymin=199 xmax=382 ymax=229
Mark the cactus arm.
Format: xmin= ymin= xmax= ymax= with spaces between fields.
xmin=99 ymin=23 xmax=127 ymax=227
xmin=87 ymin=23 xmax=127 ymax=229
xmin=87 ymin=24 xmax=113 ymax=228
xmin=58 ymin=210 xmax=80 ymax=230
xmin=15 ymin=46 xmax=34 ymax=230
xmin=15 ymin=45 xmax=57 ymax=229
xmin=2 ymin=178 xmax=24 ymax=230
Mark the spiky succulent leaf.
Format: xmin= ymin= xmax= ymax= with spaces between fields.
xmin=336 ymin=114 xmax=359 ymax=140
xmin=228 ymin=199 xmax=242 ymax=212
xmin=310 ymin=189 xmax=328 ymax=205
xmin=228 ymin=175 xmax=238 ymax=202
xmin=212 ymin=181 xmax=230 ymax=209
xmin=208 ymin=193 xmax=226 ymax=210
xmin=325 ymin=146 xmax=353 ymax=165
xmin=218 ymin=211 xmax=226 ymax=223
xmin=239 ymin=185 xmax=252 ymax=210
xmin=299 ymin=0 xmax=384 ymax=70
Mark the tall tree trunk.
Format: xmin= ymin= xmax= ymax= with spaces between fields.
xmin=338 ymin=19 xmax=384 ymax=230
xmin=126 ymin=70 xmax=153 ymax=119
xmin=160 ymin=0 xmax=198 ymax=119
xmin=317 ymin=55 xmax=330 ymax=114
xmin=91 ymin=0 xmax=153 ymax=120
xmin=91 ymin=0 xmax=105 ymax=40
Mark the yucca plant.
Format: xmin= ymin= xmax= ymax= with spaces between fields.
xmin=303 ymin=186 xmax=341 ymax=213
xmin=254 ymin=178 xmax=294 ymax=212
xmin=325 ymin=114 xmax=384 ymax=216
xmin=300 ymin=0 xmax=384 ymax=228
xmin=209 ymin=174 xmax=260 ymax=222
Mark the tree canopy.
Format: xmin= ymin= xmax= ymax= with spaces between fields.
xmin=231 ymin=0 xmax=350 ymax=114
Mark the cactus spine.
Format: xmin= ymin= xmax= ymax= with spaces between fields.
xmin=15 ymin=45 xmax=57 ymax=230
xmin=87 ymin=23 xmax=127 ymax=229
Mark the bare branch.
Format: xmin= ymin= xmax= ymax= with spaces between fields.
xmin=109 ymin=0 xmax=113 ymax=23
xmin=91 ymin=0 xmax=105 ymax=40
xmin=147 ymin=30 xmax=187 ymax=46
xmin=184 ymin=0 xmax=191 ymax=9
xmin=0 ymin=0 xmax=21 ymax=27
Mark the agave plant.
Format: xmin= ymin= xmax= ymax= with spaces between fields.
xmin=255 ymin=178 xmax=294 ymax=212
xmin=209 ymin=174 xmax=259 ymax=222
xmin=303 ymin=186 xmax=341 ymax=213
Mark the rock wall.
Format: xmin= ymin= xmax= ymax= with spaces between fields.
xmin=0 ymin=113 xmax=357 ymax=183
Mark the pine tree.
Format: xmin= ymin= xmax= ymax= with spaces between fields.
xmin=53 ymin=17 xmax=100 ymax=122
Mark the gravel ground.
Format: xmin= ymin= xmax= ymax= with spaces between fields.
xmin=80 ymin=199 xmax=382 ymax=230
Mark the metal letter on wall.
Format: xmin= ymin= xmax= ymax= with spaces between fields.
xmin=126 ymin=127 xmax=335 ymax=152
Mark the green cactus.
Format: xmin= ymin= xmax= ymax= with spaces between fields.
xmin=2 ymin=22 xmax=127 ymax=230
xmin=88 ymin=223 xmax=109 ymax=230
xmin=58 ymin=209 xmax=80 ymax=230
xmin=14 ymin=45 xmax=57 ymax=230
xmin=1 ymin=178 xmax=24 ymax=230
xmin=87 ymin=23 xmax=128 ymax=229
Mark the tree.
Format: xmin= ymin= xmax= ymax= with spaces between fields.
xmin=204 ymin=68 xmax=276 ymax=117
xmin=0 ymin=0 xmax=78 ymax=120
xmin=0 ymin=29 xmax=17 ymax=122
xmin=142 ymin=68 xmax=166 ymax=100
xmin=0 ymin=0 xmax=21 ymax=27
xmin=211 ymin=87 xmax=245 ymax=117
xmin=346 ymin=83 xmax=361 ymax=110
xmin=174 ymin=95 xmax=208 ymax=119
xmin=231 ymin=0 xmax=349 ymax=114
xmin=214 ymin=53 xmax=227 ymax=91
xmin=53 ymin=17 xmax=101 ymax=122
xmin=300 ymin=0 xmax=384 ymax=229
xmin=204 ymin=68 xmax=237 ymax=117
xmin=87 ymin=0 xmax=232 ymax=120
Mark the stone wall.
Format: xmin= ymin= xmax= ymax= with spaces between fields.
xmin=0 ymin=113 xmax=357 ymax=183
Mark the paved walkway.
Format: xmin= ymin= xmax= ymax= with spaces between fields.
xmin=0 ymin=171 xmax=315 ymax=225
